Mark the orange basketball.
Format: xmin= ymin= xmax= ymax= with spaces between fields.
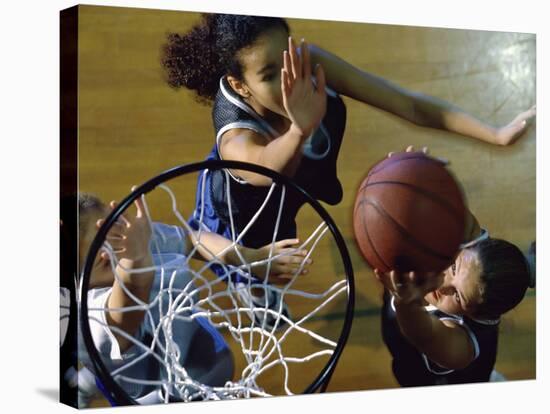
xmin=353 ymin=151 xmax=466 ymax=273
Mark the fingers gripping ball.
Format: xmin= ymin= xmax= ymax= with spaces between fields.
xmin=353 ymin=151 xmax=466 ymax=273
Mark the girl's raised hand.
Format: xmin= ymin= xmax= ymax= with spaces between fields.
xmin=281 ymin=37 xmax=327 ymax=138
xmin=97 ymin=195 xmax=152 ymax=266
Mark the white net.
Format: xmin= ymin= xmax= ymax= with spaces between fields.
xmin=81 ymin=166 xmax=353 ymax=404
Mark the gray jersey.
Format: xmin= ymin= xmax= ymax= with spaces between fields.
xmin=78 ymin=223 xmax=201 ymax=399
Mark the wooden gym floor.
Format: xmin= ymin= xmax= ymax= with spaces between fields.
xmin=75 ymin=5 xmax=536 ymax=401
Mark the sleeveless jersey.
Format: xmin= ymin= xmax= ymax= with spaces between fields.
xmin=381 ymin=291 xmax=500 ymax=386
xmin=191 ymin=76 xmax=347 ymax=249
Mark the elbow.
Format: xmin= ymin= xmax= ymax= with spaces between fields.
xmin=408 ymin=92 xmax=446 ymax=129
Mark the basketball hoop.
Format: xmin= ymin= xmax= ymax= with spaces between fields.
xmin=80 ymin=160 xmax=355 ymax=405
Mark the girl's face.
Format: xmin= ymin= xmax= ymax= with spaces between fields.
xmin=236 ymin=26 xmax=289 ymax=119
xmin=425 ymin=249 xmax=483 ymax=316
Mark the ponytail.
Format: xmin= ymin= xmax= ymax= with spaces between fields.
xmin=161 ymin=13 xmax=289 ymax=103
xmin=162 ymin=15 xmax=224 ymax=103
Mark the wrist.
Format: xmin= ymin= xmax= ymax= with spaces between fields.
xmin=484 ymin=126 xmax=501 ymax=145
xmin=288 ymin=122 xmax=310 ymax=141
xmin=117 ymin=255 xmax=154 ymax=284
xmin=238 ymin=246 xmax=259 ymax=265
xmin=223 ymin=245 xmax=254 ymax=267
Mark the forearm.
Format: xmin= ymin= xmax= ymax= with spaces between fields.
xmin=258 ymin=123 xmax=307 ymax=179
xmin=226 ymin=124 xmax=306 ymax=186
xmin=395 ymin=299 xmax=475 ymax=369
xmin=107 ymin=257 xmax=154 ymax=351
xmin=411 ymin=93 xmax=499 ymax=144
xmin=188 ymin=230 xmax=241 ymax=264
xmin=394 ymin=300 xmax=438 ymax=351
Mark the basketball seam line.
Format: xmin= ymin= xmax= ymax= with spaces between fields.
xmin=360 ymin=180 xmax=464 ymax=222
xmin=359 ymin=201 xmax=392 ymax=271
xmin=357 ymin=198 xmax=454 ymax=262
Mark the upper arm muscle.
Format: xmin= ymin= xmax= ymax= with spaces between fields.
xmin=421 ymin=318 xmax=476 ymax=370
xmin=219 ymin=128 xmax=273 ymax=186
xmin=308 ymin=44 xmax=416 ymax=121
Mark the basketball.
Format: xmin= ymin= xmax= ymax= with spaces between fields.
xmin=353 ymin=151 xmax=466 ymax=273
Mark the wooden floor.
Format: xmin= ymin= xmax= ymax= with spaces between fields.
xmin=76 ymin=5 xmax=536 ymax=402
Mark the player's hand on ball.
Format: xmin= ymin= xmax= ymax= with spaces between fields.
xmin=374 ymin=269 xmax=444 ymax=306
xmin=387 ymin=145 xmax=428 ymax=158
xmin=387 ymin=145 xmax=449 ymax=165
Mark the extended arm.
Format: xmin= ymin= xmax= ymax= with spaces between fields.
xmin=394 ymin=298 xmax=476 ymax=369
xmin=101 ymin=198 xmax=155 ymax=352
xmin=186 ymin=231 xmax=310 ymax=285
xmin=308 ymin=44 xmax=535 ymax=145
xmin=376 ymin=270 xmax=475 ymax=369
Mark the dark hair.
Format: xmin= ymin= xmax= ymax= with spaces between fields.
xmin=161 ymin=13 xmax=289 ymax=103
xmin=470 ymin=238 xmax=531 ymax=319
xmin=78 ymin=193 xmax=105 ymax=230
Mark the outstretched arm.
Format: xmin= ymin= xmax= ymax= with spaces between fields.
xmin=308 ymin=44 xmax=535 ymax=145
xmin=186 ymin=231 xmax=310 ymax=285
xmin=99 ymin=198 xmax=155 ymax=352
xmin=375 ymin=269 xmax=476 ymax=369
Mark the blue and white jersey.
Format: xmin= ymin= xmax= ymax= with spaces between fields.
xmin=189 ymin=76 xmax=347 ymax=249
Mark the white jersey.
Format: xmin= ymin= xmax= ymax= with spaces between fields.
xmin=78 ymin=222 xmax=201 ymax=399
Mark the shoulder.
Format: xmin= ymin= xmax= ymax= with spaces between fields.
xmin=439 ymin=314 xmax=498 ymax=360
xmin=218 ymin=127 xmax=271 ymax=163
xmin=220 ymin=127 xmax=269 ymax=147
xmin=213 ymin=77 xmax=277 ymax=139
xmin=420 ymin=311 xmax=478 ymax=370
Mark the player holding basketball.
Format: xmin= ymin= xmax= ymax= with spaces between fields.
xmin=74 ymin=193 xmax=309 ymax=404
xmin=376 ymin=237 xmax=535 ymax=386
xmin=373 ymin=149 xmax=535 ymax=386
xmin=161 ymin=14 xmax=535 ymax=327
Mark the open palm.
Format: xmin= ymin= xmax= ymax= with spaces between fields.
xmin=281 ymin=37 xmax=327 ymax=138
